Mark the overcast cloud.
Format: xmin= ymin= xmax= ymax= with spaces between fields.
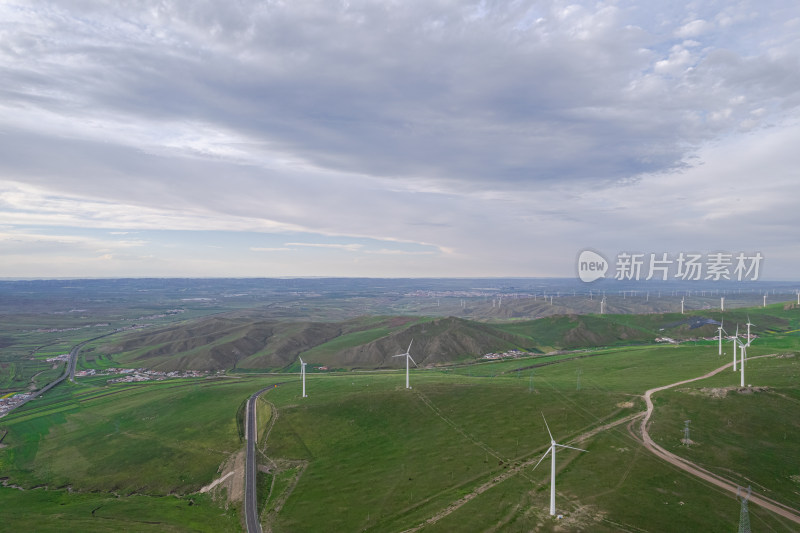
xmin=1 ymin=1 xmax=799 ymax=278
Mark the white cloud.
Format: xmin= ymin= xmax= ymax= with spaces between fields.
xmin=284 ymin=242 xmax=364 ymax=252
xmin=0 ymin=1 xmax=799 ymax=278
xmin=654 ymin=45 xmax=694 ymax=75
xmin=675 ymin=19 xmax=711 ymax=38
xmin=250 ymin=247 xmax=295 ymax=252
xmin=365 ymin=249 xmax=436 ymax=256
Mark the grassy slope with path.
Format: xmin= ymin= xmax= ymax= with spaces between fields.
xmin=258 ymin=337 xmax=799 ymax=532
xmin=647 ymin=351 xmax=800 ymax=509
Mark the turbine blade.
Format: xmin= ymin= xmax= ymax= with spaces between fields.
xmin=554 ymin=443 xmax=588 ymax=453
xmin=409 ymin=355 xmax=418 ymax=367
xmin=407 ymin=339 xmax=413 ymax=353
xmin=299 ymin=356 xmax=304 ymax=365
xmin=541 ymin=413 xmax=554 ymax=441
xmin=531 ymin=446 xmax=552 ymax=472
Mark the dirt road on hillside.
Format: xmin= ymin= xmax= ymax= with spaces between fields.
xmin=639 ymin=354 xmax=800 ymax=526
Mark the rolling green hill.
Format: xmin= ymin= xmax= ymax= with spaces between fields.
xmin=100 ymin=317 xmax=343 ymax=371
xmin=96 ymin=304 xmax=800 ymax=374
xmin=326 ymin=316 xmax=535 ymax=368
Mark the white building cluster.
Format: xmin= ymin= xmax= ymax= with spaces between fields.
xmin=0 ymin=392 xmax=32 ymax=418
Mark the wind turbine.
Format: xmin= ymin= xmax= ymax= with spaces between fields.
xmin=393 ymin=340 xmax=417 ymax=389
xmin=721 ymin=296 xmax=725 ymax=312
xmin=717 ymin=319 xmax=727 ymax=356
xmin=532 ymin=414 xmax=588 ymax=516
xmin=299 ymin=356 xmax=308 ymax=398
xmin=733 ymin=324 xmax=739 ymax=371
xmin=734 ymin=331 xmax=755 ymax=388
xmin=745 ymin=316 xmax=754 ymax=346
xmin=681 ymin=296 xmax=685 ymax=314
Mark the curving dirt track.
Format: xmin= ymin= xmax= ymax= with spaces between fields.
xmin=639 ymin=354 xmax=800 ymax=526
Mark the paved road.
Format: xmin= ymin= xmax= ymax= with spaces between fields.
xmin=67 ymin=340 xmax=87 ymax=383
xmin=640 ymin=354 xmax=800 ymax=526
xmin=6 ymin=333 xmax=116 ymax=414
xmin=245 ymin=386 xmax=275 ymax=533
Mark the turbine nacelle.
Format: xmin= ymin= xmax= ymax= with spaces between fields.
xmin=392 ymin=340 xmax=417 ymax=366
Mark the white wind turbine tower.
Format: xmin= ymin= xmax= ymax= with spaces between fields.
xmin=600 ymin=296 xmax=606 ymax=315
xmin=763 ymin=293 xmax=767 ymax=307
xmin=717 ymin=319 xmax=727 ymax=356
xmin=733 ymin=324 xmax=739 ymax=371
xmin=721 ymin=296 xmax=725 ymax=312
xmin=745 ymin=316 xmax=754 ymax=346
xmin=734 ymin=329 xmax=755 ymax=388
xmin=532 ymin=414 xmax=588 ymax=516
xmin=737 ymin=337 xmax=746 ymax=387
xmin=299 ymin=356 xmax=308 ymax=398
xmin=681 ymin=296 xmax=685 ymax=314
xmin=393 ymin=340 xmax=417 ymax=389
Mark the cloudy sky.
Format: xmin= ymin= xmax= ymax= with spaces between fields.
xmin=1 ymin=0 xmax=799 ymax=279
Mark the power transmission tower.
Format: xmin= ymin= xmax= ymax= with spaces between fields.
xmin=738 ymin=486 xmax=752 ymax=533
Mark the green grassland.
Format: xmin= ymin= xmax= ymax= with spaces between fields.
xmin=2 ymin=345 xmax=798 ymax=531
xmin=0 ymin=377 xmax=274 ymax=494
xmin=1 ymin=301 xmax=799 ymax=531
xmin=256 ymin=334 xmax=800 ymax=532
xmin=0 ymin=376 xmax=278 ymax=530
xmin=0 ymin=488 xmax=239 ymax=532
